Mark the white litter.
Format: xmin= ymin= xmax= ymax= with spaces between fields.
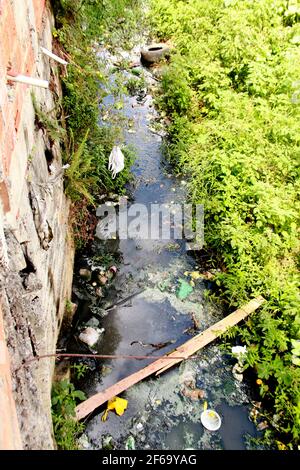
xmin=201 ymin=409 xmax=222 ymax=431
xmin=231 ymin=345 xmax=247 ymax=358
xmin=7 ymin=74 xmax=49 ymax=88
xmin=41 ymin=47 xmax=68 ymax=65
xmin=79 ymin=327 xmax=104 ymax=348
xmin=108 ymin=146 xmax=125 ymax=179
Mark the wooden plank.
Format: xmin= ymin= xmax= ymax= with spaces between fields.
xmin=75 ymin=296 xmax=265 ymax=420
xmin=155 ymin=295 xmax=265 ymax=375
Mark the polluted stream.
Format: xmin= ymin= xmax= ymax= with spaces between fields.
xmin=64 ymin=45 xmax=261 ymax=450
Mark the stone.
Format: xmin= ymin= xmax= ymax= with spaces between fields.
xmin=5 ymin=231 xmax=27 ymax=272
xmin=23 ymin=273 xmax=43 ymax=292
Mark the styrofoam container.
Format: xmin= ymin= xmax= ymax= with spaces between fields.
xmin=201 ymin=409 xmax=222 ymax=431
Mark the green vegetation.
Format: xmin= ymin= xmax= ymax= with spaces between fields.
xmin=32 ymin=92 xmax=66 ymax=144
xmin=71 ymin=363 xmax=90 ymax=380
xmin=51 ymin=0 xmax=142 ymax=246
xmin=150 ymin=0 xmax=300 ymax=446
xmin=51 ymin=379 xmax=86 ymax=450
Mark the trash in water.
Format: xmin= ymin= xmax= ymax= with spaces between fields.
xmin=109 ymin=265 xmax=118 ymax=274
xmin=79 ymin=327 xmax=104 ymax=348
xmin=101 ymin=396 xmax=128 ymax=421
xmin=231 ymin=345 xmax=247 ymax=359
xmin=176 ymin=279 xmax=194 ymax=300
xmin=257 ymin=421 xmax=269 ymax=431
xmin=182 ymin=387 xmax=206 ymax=401
xmin=190 ymin=271 xmax=202 ymax=280
xmin=201 ymin=409 xmax=222 ymax=431
xmin=79 ymin=268 xmax=91 ymax=281
xmin=125 ymin=435 xmax=135 ymax=450
xmin=102 ymin=434 xmax=115 ymax=450
xmin=232 ymin=362 xmax=244 ymax=382
xmin=136 ymin=422 xmax=144 ymax=432
xmin=95 ymin=287 xmax=104 ymax=297
xmin=108 ymin=146 xmax=125 ymax=179
xmin=98 ymin=274 xmax=108 ymax=285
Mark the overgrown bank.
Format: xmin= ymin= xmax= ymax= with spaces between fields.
xmin=150 ymin=0 xmax=300 ymax=447
xmin=51 ymin=0 xmax=143 ymax=248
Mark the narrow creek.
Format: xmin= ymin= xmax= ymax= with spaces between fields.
xmin=64 ymin=44 xmax=261 ymax=450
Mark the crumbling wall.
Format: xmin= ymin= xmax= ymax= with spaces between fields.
xmin=0 ymin=0 xmax=74 ymax=449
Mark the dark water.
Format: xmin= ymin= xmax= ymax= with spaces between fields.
xmin=69 ymin=47 xmax=260 ymax=450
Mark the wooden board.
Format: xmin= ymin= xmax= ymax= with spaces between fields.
xmin=75 ymin=296 xmax=265 ymax=420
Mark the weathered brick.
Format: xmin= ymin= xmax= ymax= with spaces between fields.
xmin=33 ymin=0 xmax=46 ymax=32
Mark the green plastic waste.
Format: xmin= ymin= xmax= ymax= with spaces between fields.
xmin=125 ymin=435 xmax=135 ymax=450
xmin=176 ymin=279 xmax=193 ymax=300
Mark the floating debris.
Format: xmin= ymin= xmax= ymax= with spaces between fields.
xmin=125 ymin=435 xmax=135 ymax=450
xmin=201 ymin=409 xmax=222 ymax=431
xmin=177 ymin=279 xmax=194 ymax=300
xmin=232 ymin=362 xmax=244 ymax=382
xmin=102 ymin=396 xmax=128 ymax=421
xmin=79 ymin=268 xmax=92 ymax=281
xmin=79 ymin=327 xmax=104 ymax=348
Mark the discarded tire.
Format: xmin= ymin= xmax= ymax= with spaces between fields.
xmin=141 ymin=44 xmax=170 ymax=64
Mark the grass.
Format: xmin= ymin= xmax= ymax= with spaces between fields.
xmin=150 ymin=0 xmax=300 ymax=447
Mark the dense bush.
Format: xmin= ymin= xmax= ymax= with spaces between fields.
xmin=150 ymin=0 xmax=300 ymax=446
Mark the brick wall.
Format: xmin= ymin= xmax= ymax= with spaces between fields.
xmin=0 ymin=1 xmax=75 ymax=449
xmin=0 ymin=0 xmax=45 ymax=216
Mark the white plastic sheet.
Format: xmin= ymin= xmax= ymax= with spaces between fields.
xmin=108 ymin=146 xmax=125 ymax=179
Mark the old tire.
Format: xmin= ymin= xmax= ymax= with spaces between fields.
xmin=141 ymin=44 xmax=170 ymax=64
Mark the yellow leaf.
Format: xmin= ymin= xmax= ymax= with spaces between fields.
xmin=203 ymin=401 xmax=208 ymax=411
xmin=190 ymin=271 xmax=202 ymax=280
xmin=184 ymin=271 xmax=190 ymax=276
xmin=190 ymin=280 xmax=195 ymax=287
xmin=101 ymin=396 xmax=128 ymax=421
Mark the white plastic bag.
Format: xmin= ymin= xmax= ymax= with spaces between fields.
xmin=108 ymin=146 xmax=125 ymax=179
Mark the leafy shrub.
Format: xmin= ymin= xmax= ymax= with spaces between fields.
xmin=150 ymin=0 xmax=300 ymax=446
xmin=51 ymin=379 xmax=86 ymax=450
